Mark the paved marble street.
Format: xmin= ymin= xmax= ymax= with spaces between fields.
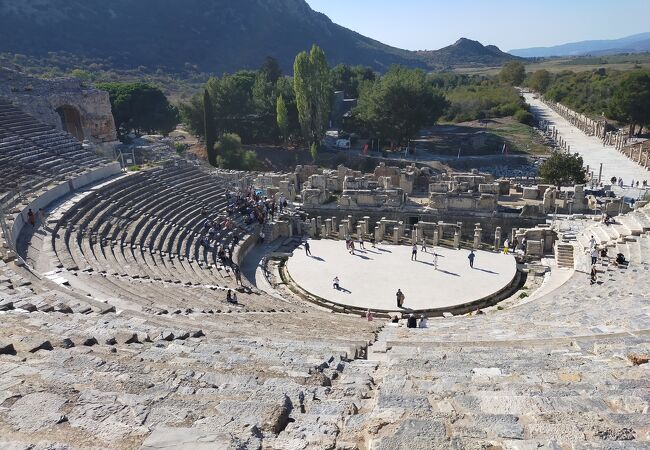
xmin=525 ymin=93 xmax=650 ymax=198
xmin=287 ymin=239 xmax=517 ymax=312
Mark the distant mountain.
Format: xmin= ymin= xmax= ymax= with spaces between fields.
xmin=510 ymin=32 xmax=650 ymax=58
xmin=0 ymin=0 xmax=519 ymax=74
xmin=0 ymin=0 xmax=425 ymax=74
xmin=417 ymin=38 xmax=523 ymax=68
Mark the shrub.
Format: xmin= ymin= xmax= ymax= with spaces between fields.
xmin=514 ymin=109 xmax=534 ymax=125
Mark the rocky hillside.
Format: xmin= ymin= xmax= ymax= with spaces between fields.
xmin=0 ymin=0 xmax=424 ymax=73
xmin=416 ymin=38 xmax=523 ymax=69
xmin=0 ymin=0 xmax=521 ymax=73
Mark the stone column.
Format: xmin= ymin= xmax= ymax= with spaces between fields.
xmin=320 ymin=224 xmax=327 ymax=237
xmin=325 ymin=219 xmax=332 ymax=236
xmin=494 ymin=226 xmax=502 ymax=252
xmin=374 ymin=225 xmax=382 ymax=244
xmin=331 ymin=217 xmax=337 ymax=232
xmin=473 ymin=223 xmax=482 ymax=249
xmin=453 ymin=228 xmax=460 ymax=249
xmin=347 ymin=215 xmax=354 ymax=234
xmin=433 ymin=229 xmax=440 ymax=246
xmin=316 ymin=216 xmax=322 ymax=229
xmin=363 ymin=216 xmax=371 ymax=235
xmin=339 ymin=223 xmax=347 ymax=240
xmin=412 ymin=224 xmax=419 ymax=245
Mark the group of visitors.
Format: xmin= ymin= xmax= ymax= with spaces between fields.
xmin=226 ymin=187 xmax=289 ymax=228
xmin=25 ymin=208 xmax=47 ymax=228
xmin=611 ymin=177 xmax=648 ymax=189
xmin=502 ymin=237 xmax=525 ymax=255
xmin=389 ymin=313 xmax=428 ymax=328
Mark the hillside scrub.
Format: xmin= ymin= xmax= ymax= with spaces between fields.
xmin=443 ymin=83 xmax=529 ymax=123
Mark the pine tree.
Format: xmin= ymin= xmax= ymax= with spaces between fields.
xmin=203 ymin=89 xmax=217 ymax=167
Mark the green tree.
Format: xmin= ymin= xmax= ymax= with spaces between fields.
xmin=539 ymin=151 xmax=587 ymax=187
xmin=332 ymin=64 xmax=376 ymax=98
xmin=215 ymin=133 xmax=259 ymax=170
xmin=203 ymin=89 xmax=217 ymax=167
xmin=500 ymin=61 xmax=526 ymax=86
xmin=260 ymin=56 xmax=282 ymax=85
xmin=352 ymin=66 xmax=448 ymax=146
xmin=608 ymin=70 xmax=650 ymax=136
xmin=528 ymin=69 xmax=552 ymax=93
xmin=310 ymin=142 xmax=318 ymax=162
xmin=276 ymin=95 xmax=289 ymax=143
xmin=293 ymin=45 xmax=332 ymax=146
xmin=97 ymin=82 xmax=179 ymax=138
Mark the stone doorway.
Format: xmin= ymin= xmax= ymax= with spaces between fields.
xmin=56 ymin=105 xmax=84 ymax=141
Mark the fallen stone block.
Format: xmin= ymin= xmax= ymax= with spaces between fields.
xmin=14 ymin=337 xmax=53 ymax=353
xmin=0 ymin=342 xmax=16 ymax=355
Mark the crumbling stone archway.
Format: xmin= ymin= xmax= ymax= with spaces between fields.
xmin=56 ymin=105 xmax=84 ymax=141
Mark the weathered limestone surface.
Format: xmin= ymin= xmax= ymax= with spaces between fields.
xmin=0 ymin=66 xmax=117 ymax=144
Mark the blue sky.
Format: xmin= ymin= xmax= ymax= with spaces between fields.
xmin=305 ymin=0 xmax=650 ymax=51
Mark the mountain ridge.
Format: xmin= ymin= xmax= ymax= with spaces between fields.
xmin=0 ymin=0 xmax=520 ymax=73
xmin=510 ymin=32 xmax=650 ymax=57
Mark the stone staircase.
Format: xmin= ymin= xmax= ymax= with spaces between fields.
xmin=555 ymin=242 xmax=575 ymax=268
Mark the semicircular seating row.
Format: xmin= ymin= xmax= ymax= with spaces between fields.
xmin=50 ymin=164 xmax=250 ymax=303
xmin=0 ymin=98 xmax=109 ymax=200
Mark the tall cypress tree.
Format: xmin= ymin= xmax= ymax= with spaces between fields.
xmin=293 ymin=45 xmax=331 ymax=146
xmin=203 ymin=89 xmax=217 ymax=167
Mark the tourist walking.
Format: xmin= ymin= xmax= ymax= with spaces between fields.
xmin=432 ymin=252 xmax=438 ymax=270
xmin=27 ymin=209 xmax=35 ymax=227
xmin=333 ymin=276 xmax=340 ymax=290
xmin=259 ymin=230 xmax=265 ymax=244
xmin=503 ymin=238 xmax=510 ymax=255
xmin=366 ymin=309 xmax=374 ymax=321
xmin=233 ymin=266 xmax=242 ymax=286
xmin=358 ymin=237 xmax=365 ymax=249
xmin=370 ymin=235 xmax=376 ymax=248
xmin=304 ymin=241 xmax=311 ymax=256
xmin=411 ymin=243 xmax=418 ymax=261
xmin=396 ymin=289 xmax=405 ymax=308
xmin=421 ymin=240 xmax=427 ymax=253
xmin=590 ymin=247 xmax=598 ymax=266
xmin=418 ymin=315 xmax=428 ymax=328
xmin=468 ymin=250 xmax=475 ymax=268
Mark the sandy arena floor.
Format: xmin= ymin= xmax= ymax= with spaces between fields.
xmin=286 ymin=239 xmax=517 ymax=312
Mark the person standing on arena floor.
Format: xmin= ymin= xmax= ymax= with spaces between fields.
xmin=358 ymin=236 xmax=365 ymax=249
xmin=591 ymin=246 xmax=598 ymax=266
xmin=304 ymin=241 xmax=311 ymax=256
xmin=396 ymin=289 xmax=405 ymax=308
xmin=421 ymin=240 xmax=427 ymax=253
xmin=333 ymin=276 xmax=340 ymax=290
xmin=468 ymin=250 xmax=475 ymax=268
xmin=411 ymin=243 xmax=418 ymax=261
xmin=432 ymin=251 xmax=438 ymax=270
xmin=503 ymin=238 xmax=510 ymax=255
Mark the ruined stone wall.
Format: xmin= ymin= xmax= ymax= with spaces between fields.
xmin=0 ymin=67 xmax=117 ymax=145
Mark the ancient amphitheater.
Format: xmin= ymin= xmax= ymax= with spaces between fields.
xmin=1 ymin=83 xmax=649 ymax=450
